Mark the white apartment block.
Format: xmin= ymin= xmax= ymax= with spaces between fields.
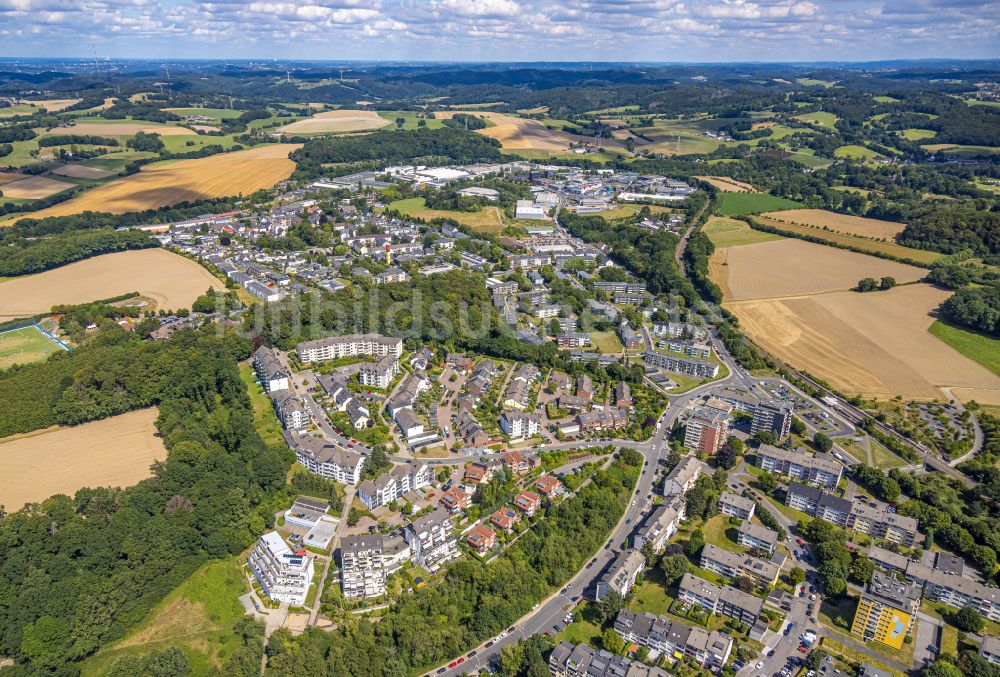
xmin=699 ymin=543 xmax=781 ymax=588
xmin=358 ymin=354 xmax=400 ymax=389
xmin=633 ymin=498 xmax=686 ymax=553
xmin=736 ymin=520 xmax=778 ymax=555
xmin=980 ymin=637 xmax=1000 ymax=666
xmin=270 ymin=390 xmax=309 ymax=430
xmin=253 ymin=346 xmax=289 ymax=393
xmin=595 ymin=549 xmax=646 ymax=602
xmin=283 ymin=431 xmax=365 ymax=485
xmin=248 ymin=532 xmax=314 ymax=605
xmin=756 ymin=444 xmax=843 ymax=490
xmin=500 ymin=410 xmax=540 ymax=439
xmin=405 ymin=507 xmax=460 ymax=572
xmin=358 ymin=462 xmax=432 ymax=510
xmin=677 ymin=572 xmax=763 ymax=626
xmin=718 ymin=492 xmax=756 ymax=521
xmin=614 ymin=609 xmax=733 ymax=670
xmin=341 ymin=534 xmax=386 ymax=600
xmin=643 ymin=350 xmax=719 ymax=379
xmin=296 ymin=333 xmax=403 ymax=364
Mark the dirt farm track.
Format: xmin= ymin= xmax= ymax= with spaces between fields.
xmin=0 ymin=408 xmax=166 ymax=511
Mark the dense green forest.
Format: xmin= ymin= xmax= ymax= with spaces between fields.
xmin=289 ymin=127 xmax=504 ymax=178
xmin=0 ymin=328 xmax=292 ymax=673
xmin=0 ymin=228 xmax=157 ymax=277
xmin=262 ymin=450 xmax=641 ymax=676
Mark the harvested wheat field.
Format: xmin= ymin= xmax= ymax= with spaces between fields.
xmin=0 ymin=248 xmax=223 ymax=321
xmin=726 ymin=285 xmax=1000 ymax=399
xmin=51 ymin=163 xmax=115 ymax=180
xmin=46 ymin=122 xmax=196 ymax=137
xmin=763 ymin=209 xmax=905 ymax=240
xmin=278 ymin=109 xmax=391 ymax=134
xmin=0 ymin=175 xmax=75 ymax=199
xmin=18 ymin=144 xmax=299 ymax=220
xmin=696 ymin=176 xmax=758 ymax=192
xmin=0 ymin=171 xmax=25 ymax=186
xmin=0 ymin=408 xmax=166 ymax=510
xmin=22 ymin=98 xmax=81 ymax=112
xmin=439 ymin=111 xmax=584 ymax=151
xmin=715 ymin=238 xmax=925 ymax=301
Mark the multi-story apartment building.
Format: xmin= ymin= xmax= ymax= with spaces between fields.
xmin=296 ymin=333 xmax=403 ymax=364
xmin=357 ymin=462 xmax=432 ymax=510
xmin=577 ymin=408 xmax=629 ymax=432
xmin=718 ymin=492 xmax=756 ymax=520
xmin=613 ymin=610 xmax=733 ymax=670
xmin=499 ymin=410 xmax=541 ymax=438
xmin=340 ymin=534 xmax=386 ymax=600
xmin=664 ymin=339 xmax=712 ymax=358
xmin=549 ymin=641 xmax=669 ymax=677
xmin=751 ymin=402 xmax=793 ymax=440
xmin=248 ymin=532 xmax=314 ymax=605
xmin=683 ymin=407 xmax=731 ymax=454
xmin=405 ymin=507 xmax=459 ymax=572
xmin=662 ymin=456 xmax=711 ymax=497
xmin=699 ymin=543 xmax=781 ymax=589
xmin=270 ymin=390 xmax=309 ymax=430
xmin=593 ymin=280 xmax=647 ymax=294
xmin=557 ymin=333 xmax=591 ymax=348
xmin=786 ymin=482 xmax=852 ymax=527
xmin=253 ymin=346 xmax=289 ymax=393
xmin=677 ymin=573 xmax=764 ymax=626
xmin=850 ymin=573 xmax=921 ymax=650
xmin=904 ymin=561 xmax=1000 ymax=622
xmin=283 ymin=431 xmax=365 ymax=485
xmin=466 ymin=524 xmax=496 ymax=556
xmin=756 ymin=444 xmax=843 ymax=489
xmin=633 ymin=498 xmax=686 ymax=553
xmin=651 ymin=322 xmax=709 ymax=342
xmin=736 ymin=520 xmax=779 ymax=555
xmin=980 ymin=637 xmax=1000 ymax=666
xmin=358 ymin=354 xmax=400 ymax=389
xmin=643 ymin=350 xmax=720 ymax=379
xmin=595 ymin=549 xmax=646 ymax=602
xmin=848 ymin=502 xmax=918 ymax=547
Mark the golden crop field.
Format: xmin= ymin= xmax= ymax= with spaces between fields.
xmin=51 ymin=163 xmax=115 ymax=180
xmin=695 ymin=176 xmax=758 ymax=193
xmin=45 ymin=122 xmax=196 ymax=137
xmin=22 ymin=98 xmax=81 ymax=112
xmin=713 ymin=238 xmax=925 ymax=301
xmin=0 ymin=408 xmax=166 ymax=511
xmin=17 ymin=144 xmax=299 ymax=220
xmin=0 ymin=175 xmax=76 ymax=199
xmin=277 ymin=109 xmax=391 ymax=134
xmin=0 ymin=171 xmax=26 ymax=186
xmin=753 ymin=216 xmax=941 ymax=264
xmin=726 ymin=285 xmax=1000 ymax=399
xmin=703 ymin=216 xmax=782 ymax=249
xmin=439 ymin=111 xmax=584 ymax=151
xmin=0 ymin=248 xmax=223 ymax=321
xmin=762 ymin=208 xmax=905 ymax=240
xmin=389 ymin=197 xmax=505 ymax=233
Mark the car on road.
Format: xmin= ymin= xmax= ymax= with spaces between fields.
xmin=437 ymin=668 xmax=446 ymax=674
xmin=448 ymin=661 xmax=457 ymax=668
xmin=755 ymin=661 xmax=765 ymax=670
xmin=798 ymin=646 xmax=809 ymax=654
xmin=810 ymin=594 xmax=816 ymax=600
xmin=561 ymin=587 xmax=568 ymax=594
xmin=767 ymin=650 xmax=775 ymax=657
xmin=468 ymin=651 xmax=477 ymax=658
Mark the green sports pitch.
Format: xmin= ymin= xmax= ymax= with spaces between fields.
xmin=0 ymin=325 xmax=66 ymax=370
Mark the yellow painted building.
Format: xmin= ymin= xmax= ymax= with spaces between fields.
xmin=850 ymin=573 xmax=921 ymax=650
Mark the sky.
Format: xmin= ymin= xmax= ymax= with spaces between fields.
xmin=0 ymin=0 xmax=998 ymax=62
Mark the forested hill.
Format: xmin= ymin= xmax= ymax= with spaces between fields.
xmin=0 ymin=328 xmax=291 ymax=672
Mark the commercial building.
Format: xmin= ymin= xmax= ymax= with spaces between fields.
xmin=718 ymin=492 xmax=756 ymax=521
xmin=357 ymin=462 xmax=431 ymax=510
xmin=736 ymin=520 xmax=779 ymax=555
xmin=613 ymin=610 xmax=733 ymax=670
xmin=677 ymin=573 xmax=763 ymax=625
xmin=683 ymin=407 xmax=731 ymax=454
xmin=643 ymin=350 xmax=719 ymax=379
xmin=699 ymin=543 xmax=781 ymax=589
xmin=756 ymin=444 xmax=843 ymax=490
xmin=595 ymin=549 xmax=645 ymax=601
xmin=296 ymin=333 xmax=403 ymax=364
xmin=283 ymin=431 xmax=365 ymax=485
xmin=405 ymin=507 xmax=459 ymax=572
xmin=248 ymin=532 xmax=314 ymax=605
xmin=751 ymin=402 xmax=793 ymax=440
xmin=341 ymin=534 xmax=386 ymax=600
xmin=850 ymin=573 xmax=921 ymax=650
xmin=253 ymin=346 xmax=289 ymax=393
xmin=515 ymin=200 xmax=546 ymax=220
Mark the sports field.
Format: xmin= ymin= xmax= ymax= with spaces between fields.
xmin=277 ymin=109 xmax=391 ymax=134
xmin=388 ymin=197 xmax=505 ymax=233
xmin=0 ymin=325 xmax=65 ymax=369
xmin=762 ymin=209 xmax=905 ymax=240
xmin=0 ymin=248 xmax=223 ymax=321
xmin=16 ymin=144 xmax=298 ymax=220
xmin=0 ymin=407 xmax=166 ymax=511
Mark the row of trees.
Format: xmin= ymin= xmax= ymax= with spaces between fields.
xmin=0 ymin=228 xmax=157 ymax=277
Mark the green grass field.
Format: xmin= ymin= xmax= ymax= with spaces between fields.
xmin=923 ymin=143 xmax=1000 ymax=158
xmin=703 ymin=216 xmax=783 ymax=248
xmin=928 ymin=320 xmax=1000 ymax=377
xmin=80 ymin=150 xmax=159 ymax=171
xmin=0 ymin=325 xmax=65 ymax=369
xmin=900 ymin=128 xmax=936 ymax=141
xmin=378 ymin=111 xmax=446 ymax=130
xmin=239 ymin=363 xmax=286 ymax=446
xmin=163 ymin=107 xmax=246 ymax=120
xmin=797 ymin=78 xmax=837 ymax=88
xmin=793 ymin=111 xmax=839 ymax=129
xmin=701 ymin=514 xmax=745 ymax=553
xmin=80 ymin=557 xmax=247 ymax=677
xmin=716 ymin=192 xmax=801 ymax=216
xmin=388 ymin=196 xmax=505 ymax=233
xmin=833 ymin=145 xmax=885 ymax=160
xmin=589 ymin=330 xmax=624 ymax=354
xmin=0 ymin=103 xmax=41 ymax=118
xmin=873 ymin=96 xmax=900 ymax=103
